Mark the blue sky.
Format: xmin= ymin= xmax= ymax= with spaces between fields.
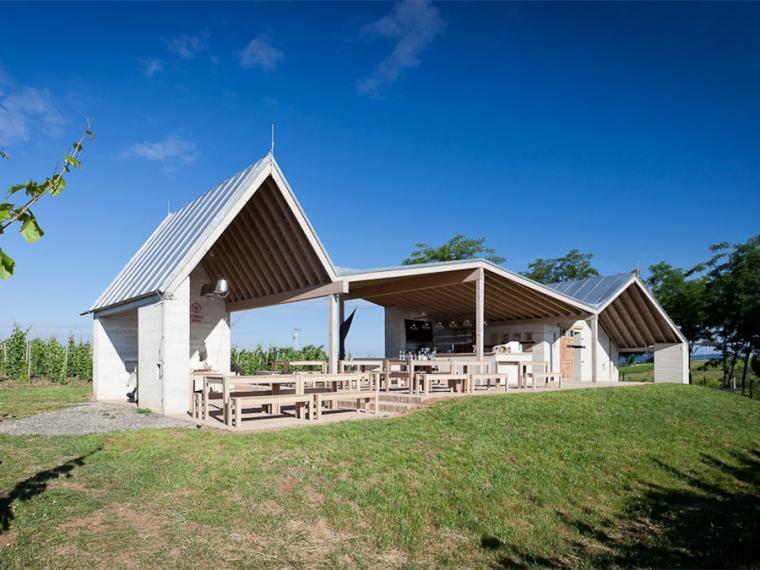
xmin=1 ymin=1 xmax=759 ymax=356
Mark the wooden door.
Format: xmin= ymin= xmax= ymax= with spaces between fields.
xmin=560 ymin=336 xmax=575 ymax=381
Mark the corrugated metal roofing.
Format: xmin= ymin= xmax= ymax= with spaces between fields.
xmin=89 ymin=156 xmax=269 ymax=312
xmin=548 ymin=272 xmax=634 ymax=308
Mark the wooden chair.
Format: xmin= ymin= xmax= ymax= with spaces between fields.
xmin=534 ymin=371 xmax=562 ymax=390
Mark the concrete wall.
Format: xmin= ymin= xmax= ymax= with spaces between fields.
xmin=93 ymin=309 xmax=138 ymax=401
xmin=654 ymin=342 xmax=689 ymax=384
xmin=95 ymin=267 xmax=232 ymax=416
xmin=384 ymin=307 xmax=418 ymax=357
xmin=189 ymin=266 xmax=230 ymax=373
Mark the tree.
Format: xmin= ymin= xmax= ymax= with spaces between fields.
xmin=0 ymin=121 xmax=94 ymax=279
xmin=523 ymin=249 xmax=600 ymax=284
xmin=702 ymin=236 xmax=760 ymax=394
xmin=402 ymin=234 xmax=505 ymax=265
xmin=646 ymin=261 xmax=709 ymax=384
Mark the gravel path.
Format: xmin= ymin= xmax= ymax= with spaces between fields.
xmin=0 ymin=402 xmax=195 ymax=436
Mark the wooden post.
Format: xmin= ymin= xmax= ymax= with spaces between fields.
xmin=475 ymin=267 xmax=485 ymax=360
xmin=591 ymin=314 xmax=598 ymax=383
xmin=328 ymin=293 xmax=338 ymax=373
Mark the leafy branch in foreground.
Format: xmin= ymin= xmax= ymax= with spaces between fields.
xmin=0 ymin=119 xmax=94 ymax=279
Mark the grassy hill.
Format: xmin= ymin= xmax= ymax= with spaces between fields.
xmin=0 ymin=384 xmax=758 ymax=568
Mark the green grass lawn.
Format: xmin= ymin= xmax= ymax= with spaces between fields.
xmin=0 ymin=383 xmax=91 ymax=420
xmin=0 ymin=385 xmax=758 ymax=568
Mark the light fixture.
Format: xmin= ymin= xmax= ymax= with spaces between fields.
xmin=421 ymin=321 xmax=432 ymax=330
xmin=449 ymin=320 xmax=458 ymax=329
xmin=462 ymin=319 xmax=472 ymax=328
xmin=200 ymin=279 xmax=229 ymax=299
xmin=409 ymin=322 xmax=419 ymax=331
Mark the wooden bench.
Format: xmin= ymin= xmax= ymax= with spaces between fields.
xmin=469 ymin=373 xmax=513 ymax=392
xmin=313 ymin=391 xmax=378 ymax=420
xmin=417 ymin=373 xmax=469 ymax=395
xmin=228 ymin=393 xmax=313 ymax=428
xmin=534 ymin=372 xmax=562 ymax=390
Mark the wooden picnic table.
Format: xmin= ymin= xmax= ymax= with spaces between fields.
xmin=495 ymin=360 xmax=549 ymax=389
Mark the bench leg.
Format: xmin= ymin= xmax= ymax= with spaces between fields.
xmin=235 ymin=399 xmax=242 ymax=429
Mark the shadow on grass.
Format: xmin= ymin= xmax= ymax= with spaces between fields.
xmin=0 ymin=447 xmax=101 ymax=532
xmin=491 ymin=448 xmax=760 ymax=568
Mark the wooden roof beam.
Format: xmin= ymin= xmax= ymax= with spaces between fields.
xmin=258 ymin=185 xmax=317 ymax=287
xmin=229 ymin=280 xmax=347 ymax=312
xmin=223 ymin=219 xmax=277 ymax=296
xmin=619 ymin=288 xmax=658 ymax=346
xmin=346 ymin=269 xmax=480 ymax=300
xmin=264 ymin=178 xmax=328 ymax=283
xmin=237 ymin=205 xmax=290 ymax=292
xmin=244 ymin=194 xmax=303 ymax=291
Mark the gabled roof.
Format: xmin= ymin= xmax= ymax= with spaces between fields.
xmin=88 ymin=154 xmax=336 ymax=314
xmin=340 ymin=259 xmax=597 ymax=319
xmin=548 ymin=272 xmax=634 ymax=308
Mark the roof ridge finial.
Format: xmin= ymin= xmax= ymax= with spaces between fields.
xmin=270 ymin=123 xmax=275 ymax=158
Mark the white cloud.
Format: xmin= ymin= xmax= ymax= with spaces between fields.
xmin=0 ymin=83 xmax=65 ymax=147
xmin=120 ymin=134 xmax=199 ymax=173
xmin=239 ymin=35 xmax=283 ymax=71
xmin=140 ymin=57 xmax=166 ymax=77
xmin=164 ymin=33 xmax=208 ymax=60
xmin=357 ymin=0 xmax=446 ymax=98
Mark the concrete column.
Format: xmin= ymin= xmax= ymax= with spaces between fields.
xmin=475 ymin=268 xmax=485 ymax=360
xmin=328 ymin=293 xmax=338 ymax=373
xmin=591 ymin=314 xmax=598 ymax=382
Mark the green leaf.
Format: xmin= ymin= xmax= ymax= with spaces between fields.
xmin=0 ymin=202 xmax=12 ymax=222
xmin=49 ymin=175 xmax=66 ymax=196
xmin=0 ymin=247 xmax=14 ymax=279
xmin=64 ymin=155 xmax=81 ymax=168
xmin=8 ymin=181 xmax=30 ymax=195
xmin=19 ymin=213 xmax=44 ymax=244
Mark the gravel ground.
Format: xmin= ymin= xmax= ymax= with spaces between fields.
xmin=0 ymin=402 xmax=195 ymax=436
